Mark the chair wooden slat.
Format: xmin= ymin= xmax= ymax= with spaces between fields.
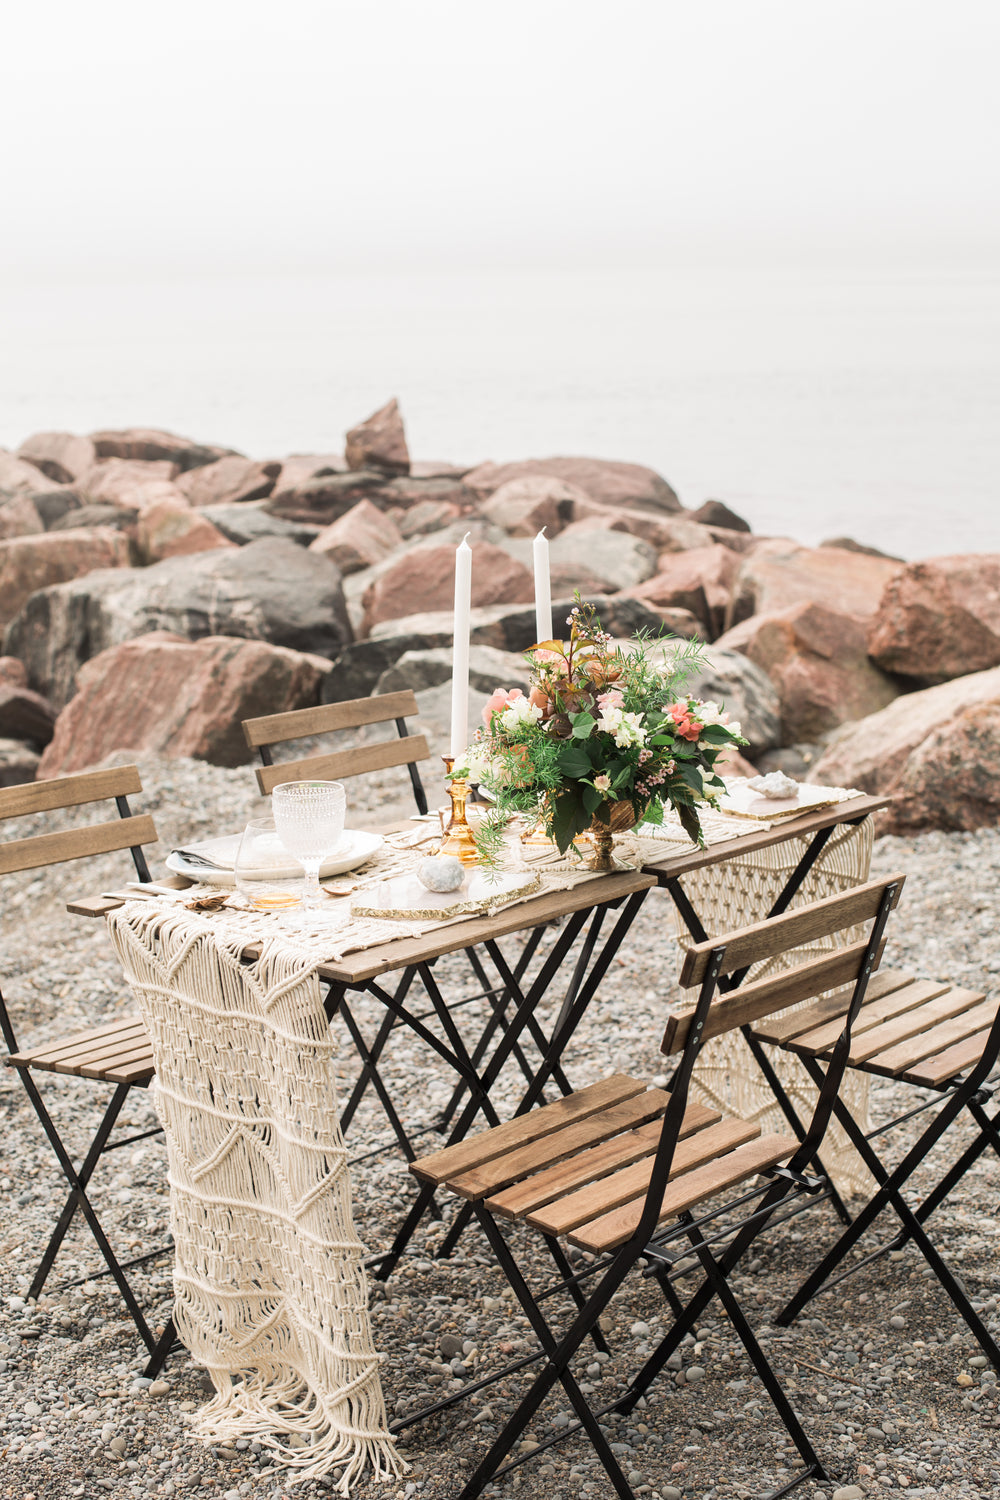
xmin=255 ymin=735 xmax=430 ymax=796
xmin=898 ymin=1026 xmax=998 ymax=1088
xmin=678 ymin=874 xmax=905 ymax=987
xmin=0 ymin=766 xmax=142 ymax=818
xmin=751 ymin=968 xmax=917 ymax=1046
xmin=12 ymin=1021 xmax=148 ymax=1070
xmin=410 ymin=1075 xmax=648 ymax=1186
xmin=777 ymin=977 xmax=953 ymax=1056
xmin=837 ymin=986 xmax=985 ymax=1067
xmin=568 ymin=1133 xmax=796 ymax=1253
xmin=486 ymin=1102 xmax=723 ymax=1220
xmin=528 ymin=1118 xmax=761 ymax=1239
xmin=0 ymin=816 xmax=158 ymax=876
xmin=860 ymin=994 xmax=994 ymax=1076
xmin=662 ymin=936 xmax=887 ymax=1056
xmin=242 ymin=690 xmax=422 ymax=748
xmin=78 ymin=1045 xmax=157 ymax=1082
xmin=448 ymin=1088 xmax=673 ymax=1202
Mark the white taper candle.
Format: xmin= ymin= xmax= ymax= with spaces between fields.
xmin=450 ymin=532 xmax=473 ymax=757
xmin=533 ymin=527 xmax=552 ymax=643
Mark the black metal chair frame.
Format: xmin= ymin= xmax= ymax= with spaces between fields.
xmin=659 ymin=808 xmax=874 ymax=1230
xmin=327 ymin=885 xmax=651 ymax=1277
xmin=770 ymin=1014 xmax=1000 ymax=1366
xmin=0 ymin=779 xmax=175 ymax=1375
xmin=392 ymin=880 xmax=900 ymax=1500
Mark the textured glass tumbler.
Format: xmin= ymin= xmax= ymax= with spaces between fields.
xmin=271 ymin=780 xmax=347 ymax=911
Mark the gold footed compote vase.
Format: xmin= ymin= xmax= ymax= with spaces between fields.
xmin=586 ymin=800 xmax=637 ymax=873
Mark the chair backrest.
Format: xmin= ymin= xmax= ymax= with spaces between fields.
xmin=0 ymin=766 xmax=158 ymax=879
xmin=662 ymin=874 xmax=907 ymax=1057
xmin=241 ymin=690 xmax=431 ymax=811
xmin=624 ymin=873 xmax=906 ymax=1250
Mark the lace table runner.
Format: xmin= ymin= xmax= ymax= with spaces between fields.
xmin=106 ymin=905 xmax=406 ymax=1491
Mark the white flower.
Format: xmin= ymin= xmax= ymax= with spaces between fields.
xmin=453 ymin=746 xmax=492 ymax=781
xmin=694 ymin=699 xmax=741 ymax=741
xmin=498 ymin=698 xmax=542 ymax=733
xmin=598 ymin=706 xmax=646 ymax=748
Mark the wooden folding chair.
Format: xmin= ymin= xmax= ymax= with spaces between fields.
xmin=747 ymin=917 xmax=1000 ymax=1367
xmin=241 ymin=687 xmax=556 ymax=1230
xmin=402 ymin=873 xmax=904 ymax=1500
xmin=242 ymin=688 xmax=431 ymax=813
xmin=1 ymin=767 xmax=175 ymax=1373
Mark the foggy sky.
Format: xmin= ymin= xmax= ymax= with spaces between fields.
xmin=3 ymin=0 xmax=998 ymax=275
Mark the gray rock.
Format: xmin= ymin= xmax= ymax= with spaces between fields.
xmin=265 ymin=470 xmax=388 ymax=525
xmin=4 ymin=538 xmax=352 ymax=709
xmin=33 ymin=489 xmax=83 ymax=529
xmin=548 ymin=529 xmax=659 ymax=595
xmin=48 ymin=502 xmax=137 ymax=532
xmin=376 ymin=646 xmax=532 ymax=698
xmin=323 ymin=631 xmax=454 ymax=704
xmin=199 ymin=502 xmax=320 ymax=548
xmin=0 ymin=736 xmax=40 ymax=786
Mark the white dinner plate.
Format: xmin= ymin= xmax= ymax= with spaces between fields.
xmin=165 ymin=829 xmax=384 ymax=887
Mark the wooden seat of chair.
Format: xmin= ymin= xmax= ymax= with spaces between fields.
xmin=751 ymin=967 xmax=998 ymax=1090
xmin=412 ymin=1072 xmax=797 ymax=1254
xmin=5 ymin=1015 xmax=156 ymax=1087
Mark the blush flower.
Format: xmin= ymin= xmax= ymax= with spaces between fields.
xmin=593 ymin=773 xmax=611 ymax=792
xmin=482 ymin=687 xmax=524 ymax=726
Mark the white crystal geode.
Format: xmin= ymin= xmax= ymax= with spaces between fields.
xmin=747 ymin=770 xmax=800 ymax=800
xmin=417 ymin=855 xmax=466 ymax=892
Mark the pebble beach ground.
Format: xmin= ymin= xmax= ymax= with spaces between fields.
xmin=2 ymin=753 xmax=999 ymax=1500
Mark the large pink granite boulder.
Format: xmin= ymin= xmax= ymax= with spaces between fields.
xmin=479 ymin=476 xmax=573 ymax=537
xmin=17 ymin=431 xmax=97 ymax=484
xmin=715 ymin=601 xmax=901 ymax=744
xmin=174 ymin=455 xmax=281 ymax=508
xmin=0 ymin=449 xmax=60 ymax=496
xmin=360 ymin=541 xmax=534 ymax=636
xmin=624 ymin=544 xmax=739 ymax=638
xmin=345 ymin=398 xmax=410 ymax=476
xmin=463 ymin=456 xmax=681 ymax=514
xmin=866 ymin=554 xmax=1000 ymax=684
xmin=813 ymin=666 xmax=1000 ymax=834
xmin=0 ymin=493 xmax=44 ymax=539
xmin=726 ymin=539 xmax=901 ymax=630
xmin=0 ymin=527 xmax=129 ymax=628
xmin=309 ymin=498 xmax=403 ymax=574
xmin=79 ymin=459 xmax=181 ymax=508
xmin=38 ymin=633 xmax=330 ymax=773
xmin=133 ymin=499 xmax=236 ymax=564
xmin=560 ymin=502 xmax=721 ymax=553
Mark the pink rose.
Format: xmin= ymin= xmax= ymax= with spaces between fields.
xmin=482 ymin=687 xmax=524 ymax=726
xmin=597 ymin=689 xmax=624 ymax=710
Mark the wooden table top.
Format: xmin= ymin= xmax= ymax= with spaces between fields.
xmin=68 ymin=792 xmax=889 ymax=982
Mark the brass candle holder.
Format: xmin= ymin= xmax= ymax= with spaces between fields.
xmin=440 ymin=756 xmax=481 ymax=865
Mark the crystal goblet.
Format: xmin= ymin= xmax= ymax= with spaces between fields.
xmin=271 ymin=780 xmax=347 ymax=913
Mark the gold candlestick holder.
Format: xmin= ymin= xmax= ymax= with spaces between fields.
xmin=440 ymin=756 xmax=481 ymax=865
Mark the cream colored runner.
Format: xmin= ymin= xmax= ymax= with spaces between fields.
xmin=105 ymin=904 xmax=405 ymax=1491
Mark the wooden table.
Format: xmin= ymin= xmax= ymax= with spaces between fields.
xmin=73 ymin=792 xmax=889 ymax=1265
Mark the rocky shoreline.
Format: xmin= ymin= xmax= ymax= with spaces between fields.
xmin=2 ymin=399 xmax=1000 ymax=835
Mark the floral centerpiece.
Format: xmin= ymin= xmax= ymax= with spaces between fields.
xmin=454 ymin=601 xmax=747 ymax=871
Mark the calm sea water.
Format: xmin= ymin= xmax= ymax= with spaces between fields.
xmin=1 ymin=264 xmax=997 ymax=560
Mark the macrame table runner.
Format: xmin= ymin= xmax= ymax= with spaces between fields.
xmin=669 ymin=803 xmax=876 ymax=1197
xmin=105 ymin=905 xmax=405 ymax=1491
